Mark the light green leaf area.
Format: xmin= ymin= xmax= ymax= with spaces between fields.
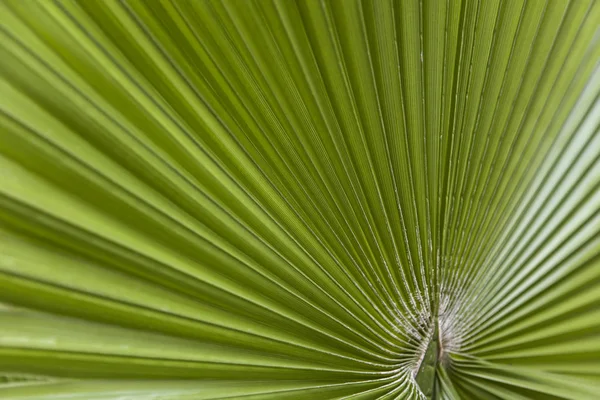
xmin=0 ymin=0 xmax=599 ymax=399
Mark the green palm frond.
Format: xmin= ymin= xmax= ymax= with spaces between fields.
xmin=0 ymin=0 xmax=599 ymax=399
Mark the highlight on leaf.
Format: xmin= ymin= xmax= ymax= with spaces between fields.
xmin=0 ymin=0 xmax=599 ymax=399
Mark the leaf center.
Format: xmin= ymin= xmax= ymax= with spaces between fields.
xmin=415 ymin=323 xmax=440 ymax=399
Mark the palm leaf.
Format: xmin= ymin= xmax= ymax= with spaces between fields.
xmin=0 ymin=0 xmax=598 ymax=398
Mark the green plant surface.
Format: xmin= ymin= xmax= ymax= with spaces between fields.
xmin=0 ymin=0 xmax=599 ymax=399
